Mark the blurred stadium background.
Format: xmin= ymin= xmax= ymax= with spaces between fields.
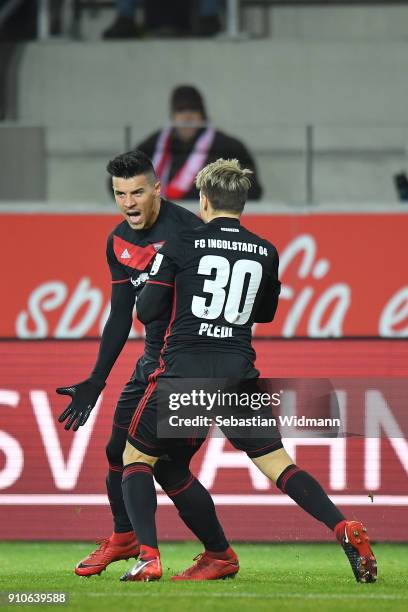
xmin=0 ymin=0 xmax=407 ymax=551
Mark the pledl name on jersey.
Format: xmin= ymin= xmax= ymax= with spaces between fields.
xmin=198 ymin=323 xmax=233 ymax=338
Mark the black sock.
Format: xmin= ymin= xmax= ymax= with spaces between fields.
xmin=154 ymin=459 xmax=229 ymax=552
xmin=169 ymin=477 xmax=229 ymax=552
xmin=122 ymin=462 xmax=158 ymax=548
xmin=277 ymin=464 xmax=345 ymax=530
xmin=106 ymin=464 xmax=133 ymax=533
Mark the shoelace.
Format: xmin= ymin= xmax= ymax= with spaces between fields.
xmin=179 ymin=553 xmax=208 ymax=575
xmin=86 ymin=538 xmax=110 ymax=561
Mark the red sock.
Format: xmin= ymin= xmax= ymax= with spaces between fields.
xmin=334 ymin=519 xmax=348 ymax=542
xmin=206 ymin=546 xmax=237 ymax=561
xmin=111 ymin=531 xmax=135 ymax=545
xmin=140 ymin=545 xmax=160 ymax=560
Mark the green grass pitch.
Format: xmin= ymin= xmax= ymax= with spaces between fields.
xmin=0 ymin=542 xmax=407 ymax=611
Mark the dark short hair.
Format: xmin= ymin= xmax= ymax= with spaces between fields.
xmin=107 ymin=150 xmax=156 ymax=183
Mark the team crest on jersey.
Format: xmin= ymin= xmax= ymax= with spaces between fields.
xmin=150 ymin=253 xmax=163 ymax=276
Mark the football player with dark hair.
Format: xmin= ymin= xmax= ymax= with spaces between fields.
xmin=56 ymin=150 xmax=233 ymax=577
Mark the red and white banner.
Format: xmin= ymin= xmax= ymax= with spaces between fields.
xmin=1 ymin=212 xmax=407 ymax=338
xmin=1 ymin=339 xmax=407 ymax=541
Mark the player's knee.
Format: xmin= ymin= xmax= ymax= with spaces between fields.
xmin=122 ymin=441 xmax=157 ymax=467
xmin=154 ymin=458 xmax=191 ymax=490
xmin=153 ymin=458 xmax=173 ymax=487
xmin=105 ymin=434 xmax=126 ymax=466
xmin=251 ymin=447 xmax=294 ymax=483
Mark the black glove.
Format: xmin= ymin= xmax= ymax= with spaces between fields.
xmin=56 ymin=379 xmax=105 ymax=431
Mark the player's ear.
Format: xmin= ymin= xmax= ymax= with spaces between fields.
xmin=199 ymin=192 xmax=207 ymax=220
xmin=201 ymin=193 xmax=209 ymax=212
xmin=154 ymin=181 xmax=161 ymax=196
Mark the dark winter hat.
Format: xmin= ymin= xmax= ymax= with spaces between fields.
xmin=170 ymin=85 xmax=207 ymax=119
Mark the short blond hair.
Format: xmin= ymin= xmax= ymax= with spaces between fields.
xmin=195 ymin=158 xmax=253 ymax=213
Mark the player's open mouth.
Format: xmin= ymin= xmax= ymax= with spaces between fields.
xmin=128 ymin=211 xmax=142 ymax=221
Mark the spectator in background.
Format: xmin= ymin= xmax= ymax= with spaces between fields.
xmin=103 ymin=0 xmax=221 ymax=39
xmin=136 ymin=85 xmax=263 ymax=201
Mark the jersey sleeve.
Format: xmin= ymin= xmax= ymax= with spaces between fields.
xmin=253 ymin=244 xmax=281 ymax=323
xmin=90 ymin=281 xmax=135 ymax=383
xmin=136 ymin=237 xmax=184 ymax=324
xmin=145 ymin=236 xmax=185 ymax=288
xmin=86 ymin=233 xmax=135 ymax=383
xmin=106 ymin=234 xmax=131 ymax=284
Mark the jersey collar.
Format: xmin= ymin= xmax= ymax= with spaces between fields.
xmin=208 ymin=216 xmax=241 ymax=227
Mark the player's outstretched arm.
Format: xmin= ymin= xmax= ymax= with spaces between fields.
xmin=56 ymin=281 xmax=135 ymax=431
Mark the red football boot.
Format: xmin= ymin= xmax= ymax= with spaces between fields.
xmin=75 ymin=532 xmax=140 ymax=576
xmin=120 ymin=557 xmax=162 ymax=582
xmin=337 ymin=521 xmax=377 ymax=583
xmin=172 ymin=549 xmax=239 ymax=581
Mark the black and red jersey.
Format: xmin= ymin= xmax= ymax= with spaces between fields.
xmin=107 ymin=199 xmax=201 ymax=360
xmin=137 ymin=216 xmax=280 ymax=364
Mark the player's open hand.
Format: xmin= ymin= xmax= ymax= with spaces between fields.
xmin=56 ymin=379 xmax=105 ymax=431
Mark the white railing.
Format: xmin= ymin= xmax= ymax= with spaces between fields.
xmin=36 ymin=0 xmax=50 ymax=39
xmin=0 ymin=201 xmax=406 ymax=214
xmin=1 ymin=122 xmax=408 ymax=204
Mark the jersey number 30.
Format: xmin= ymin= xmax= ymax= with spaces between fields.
xmin=191 ymin=255 xmax=262 ymax=325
